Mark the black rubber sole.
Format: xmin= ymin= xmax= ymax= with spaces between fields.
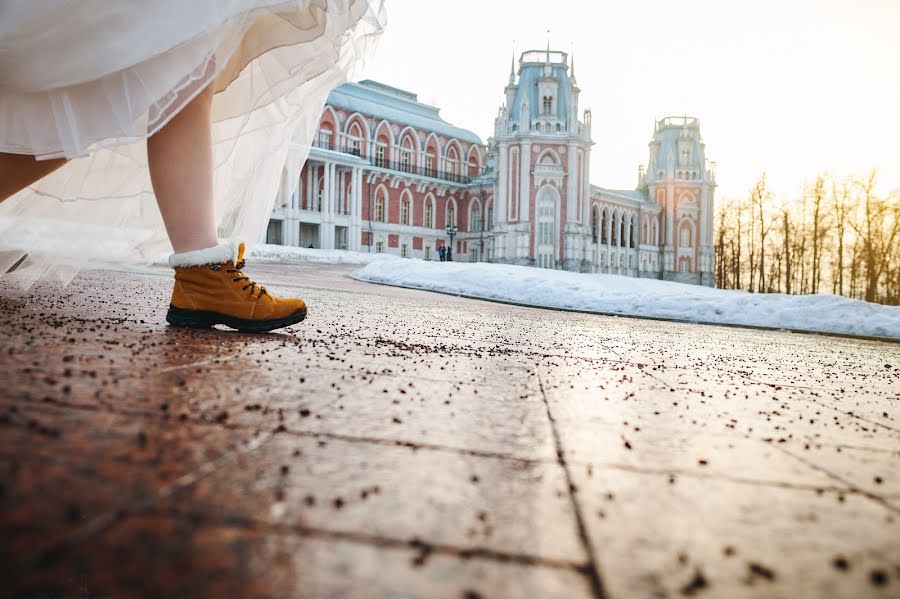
xmin=166 ymin=305 xmax=307 ymax=333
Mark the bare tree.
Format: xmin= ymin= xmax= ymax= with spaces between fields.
xmin=715 ymin=199 xmax=729 ymax=288
xmin=850 ymin=171 xmax=900 ymax=302
xmin=808 ymin=175 xmax=829 ymax=294
xmin=830 ymin=176 xmax=850 ymax=296
xmin=782 ymin=208 xmax=792 ymax=294
xmin=712 ymin=168 xmax=899 ymax=305
xmin=750 ymin=174 xmax=773 ymax=293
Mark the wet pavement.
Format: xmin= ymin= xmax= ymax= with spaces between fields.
xmin=1 ymin=261 xmax=899 ymax=599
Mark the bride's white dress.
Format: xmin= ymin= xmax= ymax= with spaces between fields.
xmin=0 ymin=0 xmax=385 ymax=286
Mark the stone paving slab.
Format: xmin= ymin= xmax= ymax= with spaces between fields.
xmin=573 ymin=468 xmax=900 ymax=599
xmin=540 ymin=362 xmax=895 ymax=494
xmin=0 ymin=402 xmax=265 ymax=568
xmin=6 ymin=515 xmax=594 ymax=599
xmin=1 ymin=262 xmax=899 ymax=598
xmin=163 ymin=432 xmax=584 ymax=562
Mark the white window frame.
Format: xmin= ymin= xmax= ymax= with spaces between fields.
xmin=401 ymin=199 xmax=410 ymax=226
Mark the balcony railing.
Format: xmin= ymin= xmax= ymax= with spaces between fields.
xmin=374 ymin=158 xmax=472 ymax=185
xmin=313 ymin=139 xmax=472 ymax=185
xmin=314 ymin=141 xmax=362 ymax=157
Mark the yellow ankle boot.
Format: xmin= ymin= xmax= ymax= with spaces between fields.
xmin=166 ymin=241 xmax=306 ymax=332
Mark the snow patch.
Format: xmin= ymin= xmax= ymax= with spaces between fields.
xmin=250 ymin=244 xmax=398 ymax=265
xmin=354 ymin=260 xmax=900 ymax=339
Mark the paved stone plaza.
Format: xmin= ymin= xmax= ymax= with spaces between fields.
xmin=1 ymin=262 xmax=899 ymax=598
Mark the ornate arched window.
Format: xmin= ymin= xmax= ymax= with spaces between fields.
xmin=375 ymin=190 xmax=386 ymax=222
xmin=680 ymin=222 xmax=693 ymax=247
xmin=446 ymin=146 xmax=459 ymax=177
xmin=424 ymin=200 xmax=434 ymax=228
xmin=317 ymin=126 xmax=333 ymax=149
xmin=400 ymin=136 xmax=415 ymax=173
xmin=601 ymin=209 xmax=609 ymax=244
xmin=347 ymin=121 xmax=364 ymax=156
xmin=447 ymin=202 xmax=456 ymax=227
xmin=591 ymin=206 xmax=600 ymax=243
xmin=536 ymin=186 xmax=559 ymax=269
xmin=400 ymin=196 xmax=411 ymax=225
xmin=375 ymin=143 xmax=387 ymax=167
xmin=467 ymin=148 xmax=480 ymax=177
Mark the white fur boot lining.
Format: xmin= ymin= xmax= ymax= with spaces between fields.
xmin=168 ymin=240 xmax=240 ymax=268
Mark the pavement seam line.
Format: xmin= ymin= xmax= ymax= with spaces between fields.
xmin=731 ymin=371 xmax=900 ymax=433
xmin=537 ymin=368 xmax=609 ymax=599
xmin=774 ymin=444 xmax=900 ymax=514
xmin=147 ymin=508 xmax=591 ymax=574
xmin=9 ymin=400 xmax=876 ymax=496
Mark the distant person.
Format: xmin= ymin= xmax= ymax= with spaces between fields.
xmin=438 ymin=246 xmax=446 ymax=262
xmin=0 ymin=1 xmax=385 ymax=333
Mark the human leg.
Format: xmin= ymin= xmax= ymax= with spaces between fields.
xmin=146 ymin=84 xmax=218 ymax=254
xmin=0 ymin=153 xmax=67 ymax=202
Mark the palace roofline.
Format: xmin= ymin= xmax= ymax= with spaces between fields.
xmin=327 ymin=80 xmax=484 ymax=146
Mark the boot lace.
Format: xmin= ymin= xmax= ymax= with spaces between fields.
xmin=225 ymin=260 xmax=269 ymax=299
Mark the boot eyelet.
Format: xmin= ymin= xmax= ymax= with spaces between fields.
xmin=209 ymin=264 xmax=222 ymax=271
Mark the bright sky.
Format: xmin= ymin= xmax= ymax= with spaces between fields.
xmin=362 ymin=0 xmax=900 ymax=200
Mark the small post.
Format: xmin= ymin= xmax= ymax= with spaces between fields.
xmin=445 ymin=225 xmax=458 ymax=261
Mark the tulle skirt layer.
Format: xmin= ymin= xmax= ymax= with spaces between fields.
xmin=0 ymin=0 xmax=385 ymax=287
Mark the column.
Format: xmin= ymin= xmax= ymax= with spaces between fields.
xmin=616 ymin=213 xmax=622 ymax=274
xmin=497 ymin=143 xmax=509 ymax=227
xmin=566 ymin=143 xmax=577 ymax=224
xmin=276 ymin=167 xmax=289 ymax=246
xmin=625 ymin=214 xmax=632 ymax=273
xmin=666 ymin=182 xmax=675 ymax=271
xmin=583 ymin=149 xmax=591 ymax=227
xmin=321 ymin=163 xmax=335 ymax=249
xmin=349 ymin=167 xmax=362 ymax=251
xmin=337 ymin=168 xmax=344 ymax=216
xmin=519 ymin=141 xmax=531 ymax=223
xmin=306 ymin=165 xmax=314 ymax=211
xmin=668 ymin=184 xmax=676 ymax=246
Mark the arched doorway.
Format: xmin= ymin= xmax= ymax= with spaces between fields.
xmin=536 ymin=186 xmax=558 ymax=269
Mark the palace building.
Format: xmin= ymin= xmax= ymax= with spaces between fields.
xmin=268 ymin=49 xmax=716 ymax=285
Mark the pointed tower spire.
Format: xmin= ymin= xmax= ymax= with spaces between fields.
xmin=570 ymin=53 xmax=577 ymax=82
xmin=509 ymin=51 xmax=516 ymax=84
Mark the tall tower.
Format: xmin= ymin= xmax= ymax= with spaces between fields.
xmin=639 ymin=117 xmax=716 ymax=285
xmin=492 ymin=49 xmax=593 ymax=269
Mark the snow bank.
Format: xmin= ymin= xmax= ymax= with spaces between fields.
xmin=250 ymin=244 xmax=397 ymax=265
xmin=355 ymin=260 xmax=900 ymax=339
